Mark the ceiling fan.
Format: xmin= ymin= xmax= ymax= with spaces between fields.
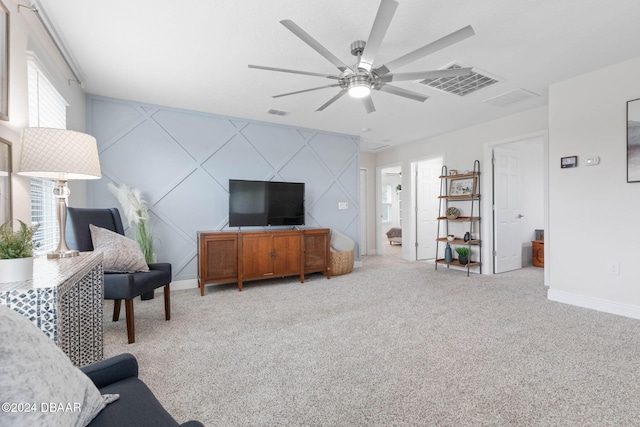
xmin=248 ymin=0 xmax=475 ymax=114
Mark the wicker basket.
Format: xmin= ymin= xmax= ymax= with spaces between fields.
xmin=329 ymin=249 xmax=354 ymax=276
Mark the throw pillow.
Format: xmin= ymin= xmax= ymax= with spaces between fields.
xmin=0 ymin=304 xmax=110 ymax=427
xmin=330 ymin=229 xmax=355 ymax=252
xmin=89 ymin=224 xmax=149 ymax=273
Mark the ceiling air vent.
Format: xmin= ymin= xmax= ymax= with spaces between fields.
xmin=266 ymin=109 xmax=291 ymax=116
xmin=483 ymin=88 xmax=539 ymax=107
xmin=418 ymin=63 xmax=499 ymax=96
xmin=361 ymin=141 xmax=390 ymax=152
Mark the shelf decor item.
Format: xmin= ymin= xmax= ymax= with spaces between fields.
xmin=444 ymin=243 xmax=453 ymax=263
xmin=455 ymin=246 xmax=469 ymax=265
xmin=449 ymin=176 xmax=478 ymax=197
xmin=446 ymin=206 xmax=460 ymax=219
xmin=447 ymin=234 xmax=455 ymax=242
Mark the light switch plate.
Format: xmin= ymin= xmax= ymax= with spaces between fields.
xmin=586 ymin=156 xmax=600 ymax=166
xmin=561 ymin=156 xmax=577 ymax=168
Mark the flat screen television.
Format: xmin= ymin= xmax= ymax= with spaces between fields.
xmin=228 ymin=179 xmax=305 ymax=227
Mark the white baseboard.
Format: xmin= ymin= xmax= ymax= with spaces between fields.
xmin=164 ymin=279 xmax=199 ymax=293
xmin=547 ymin=289 xmax=640 ymax=320
xmin=156 ymin=264 xmax=364 ymax=295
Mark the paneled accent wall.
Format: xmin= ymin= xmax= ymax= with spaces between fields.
xmin=85 ymin=95 xmax=360 ymax=281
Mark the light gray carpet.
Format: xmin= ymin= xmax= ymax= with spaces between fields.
xmin=103 ymin=255 xmax=640 ymax=426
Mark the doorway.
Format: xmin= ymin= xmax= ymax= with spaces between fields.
xmin=413 ymin=156 xmax=443 ymax=260
xmin=379 ymin=165 xmax=402 ymax=257
xmin=488 ymin=135 xmax=546 ymax=274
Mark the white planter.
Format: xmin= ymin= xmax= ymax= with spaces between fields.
xmin=0 ymin=257 xmax=34 ymax=283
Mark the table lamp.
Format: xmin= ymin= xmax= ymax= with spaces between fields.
xmin=18 ymin=127 xmax=101 ymax=258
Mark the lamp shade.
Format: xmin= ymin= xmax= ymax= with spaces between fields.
xmin=18 ymin=128 xmax=101 ymax=180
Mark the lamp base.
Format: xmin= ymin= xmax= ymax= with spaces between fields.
xmin=47 ymin=249 xmax=80 ymax=259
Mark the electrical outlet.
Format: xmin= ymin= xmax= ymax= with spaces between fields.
xmin=607 ymin=261 xmax=620 ymax=275
xmin=338 ymin=202 xmax=349 ymax=210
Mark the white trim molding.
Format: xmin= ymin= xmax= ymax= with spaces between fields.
xmin=548 ymin=289 xmax=640 ymax=320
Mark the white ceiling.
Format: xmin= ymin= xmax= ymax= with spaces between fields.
xmin=36 ymin=0 xmax=640 ymax=152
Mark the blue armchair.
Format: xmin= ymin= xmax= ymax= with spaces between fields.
xmin=81 ymin=353 xmax=203 ymax=426
xmin=65 ymin=207 xmax=171 ymax=344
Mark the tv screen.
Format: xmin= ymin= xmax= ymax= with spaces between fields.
xmin=229 ymin=179 xmax=305 ymax=227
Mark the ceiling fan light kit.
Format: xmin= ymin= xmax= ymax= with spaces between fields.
xmin=249 ymin=0 xmax=475 ymax=113
xmin=347 ymin=75 xmax=372 ymax=98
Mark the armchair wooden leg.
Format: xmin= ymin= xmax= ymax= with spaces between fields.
xmin=164 ymin=284 xmax=171 ymax=321
xmin=113 ymin=300 xmax=122 ymax=321
xmin=125 ymin=299 xmax=135 ymax=344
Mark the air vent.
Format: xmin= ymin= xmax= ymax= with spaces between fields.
xmin=418 ymin=63 xmax=499 ymax=96
xmin=361 ymin=141 xmax=390 ymax=152
xmin=266 ymin=109 xmax=291 ymax=116
xmin=483 ymin=88 xmax=539 ymax=107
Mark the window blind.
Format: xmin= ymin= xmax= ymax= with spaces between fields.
xmin=27 ymin=59 xmax=68 ymax=255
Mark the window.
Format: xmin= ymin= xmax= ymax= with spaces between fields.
xmin=27 ymin=58 xmax=68 ymax=255
xmin=381 ymin=185 xmax=392 ymax=222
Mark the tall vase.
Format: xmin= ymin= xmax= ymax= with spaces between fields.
xmin=444 ymin=243 xmax=453 ymax=263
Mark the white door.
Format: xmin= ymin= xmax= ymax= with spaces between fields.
xmin=360 ymin=168 xmax=367 ymax=256
xmin=493 ymin=146 xmax=523 ymax=272
xmin=415 ymin=157 xmax=442 ymax=260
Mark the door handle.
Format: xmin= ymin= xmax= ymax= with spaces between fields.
xmin=517 ymin=214 xmax=524 ymax=218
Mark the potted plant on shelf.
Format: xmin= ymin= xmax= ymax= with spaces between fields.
xmin=446 ymin=206 xmax=460 ymax=220
xmin=455 ymin=246 xmax=470 ymax=265
xmin=0 ymin=220 xmax=39 ymax=283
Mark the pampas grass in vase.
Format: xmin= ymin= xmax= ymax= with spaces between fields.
xmin=107 ymin=182 xmax=155 ymax=263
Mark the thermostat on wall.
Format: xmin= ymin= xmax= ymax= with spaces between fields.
xmin=561 ymin=156 xmax=577 ymax=168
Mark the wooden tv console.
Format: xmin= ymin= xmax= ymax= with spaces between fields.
xmin=197 ymin=228 xmax=331 ymax=295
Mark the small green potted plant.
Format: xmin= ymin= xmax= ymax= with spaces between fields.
xmin=446 ymin=206 xmax=460 ymax=219
xmin=0 ymin=220 xmax=39 ymax=283
xmin=455 ymin=246 xmax=470 ymax=265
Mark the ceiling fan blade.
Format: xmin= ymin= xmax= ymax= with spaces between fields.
xmin=362 ymin=96 xmax=376 ymax=114
xmin=249 ymin=65 xmax=340 ymax=80
xmin=377 ymin=84 xmax=429 ymax=102
xmin=280 ymin=20 xmax=351 ymax=73
xmin=359 ymin=0 xmax=398 ymax=71
xmin=380 ymin=67 xmax=473 ymax=82
xmin=316 ymin=90 xmax=347 ymax=111
xmin=273 ymin=84 xmax=342 ymax=98
xmin=374 ymin=25 xmax=475 ymax=75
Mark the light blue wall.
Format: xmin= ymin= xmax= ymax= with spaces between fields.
xmin=86 ymin=95 xmax=360 ymax=281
